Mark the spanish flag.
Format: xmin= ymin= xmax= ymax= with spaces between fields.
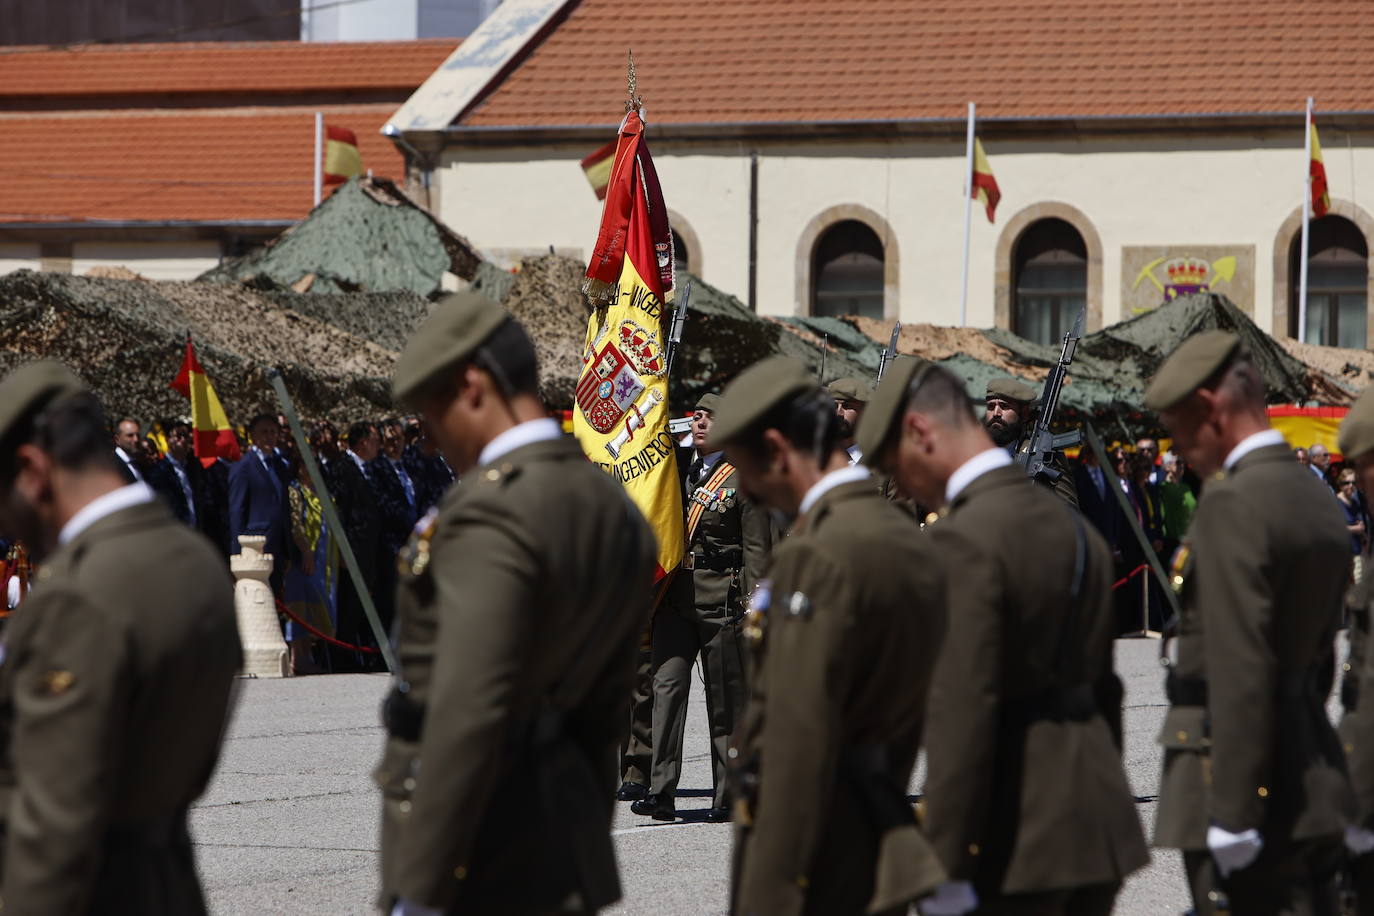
xmin=972 ymin=137 xmax=1001 ymax=223
xmin=1310 ymin=120 xmax=1331 ymax=219
xmin=323 ymin=125 xmax=363 ymax=185
xmin=576 ymin=109 xmax=682 ymax=581
xmin=580 ymin=139 xmax=617 ymax=200
xmin=170 ymin=338 xmax=241 ymax=467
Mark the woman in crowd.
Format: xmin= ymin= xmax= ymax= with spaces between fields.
xmin=282 ymin=449 xmax=339 ymax=675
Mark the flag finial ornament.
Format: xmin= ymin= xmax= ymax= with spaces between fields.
xmin=626 ymin=49 xmax=642 ymax=115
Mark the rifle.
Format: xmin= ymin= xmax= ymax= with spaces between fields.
xmin=1015 ymin=305 xmax=1086 ymax=486
xmin=664 ymin=280 xmax=692 ymax=438
xmin=818 ymin=333 xmax=829 ymax=381
xmin=875 ymin=322 xmax=902 ymax=384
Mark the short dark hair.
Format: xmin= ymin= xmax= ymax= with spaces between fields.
xmin=248 ymin=413 xmax=279 ymax=433
xmin=906 ymin=365 xmax=977 ymax=427
xmin=346 ymin=421 xmax=376 ymax=449
xmin=730 ymin=389 xmax=841 ymax=468
xmin=1 ymin=392 xmax=126 ymax=482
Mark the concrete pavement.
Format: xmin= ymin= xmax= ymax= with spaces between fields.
xmin=195 ymin=637 xmax=1189 ymax=914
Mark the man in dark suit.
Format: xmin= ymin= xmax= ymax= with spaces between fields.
xmin=148 ymin=420 xmax=233 ymax=558
xmin=402 ymin=419 xmax=454 ymax=515
xmin=1074 ymin=447 xmax=1122 ymax=551
xmin=333 ymin=421 xmax=384 ymax=667
xmin=228 ymin=413 xmax=289 ymax=594
xmin=370 ymin=417 xmax=421 ymax=637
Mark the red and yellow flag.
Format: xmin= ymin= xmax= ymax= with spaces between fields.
xmin=575 ymin=109 xmax=682 ymax=581
xmin=972 ymin=137 xmax=1001 ymax=223
xmin=323 ymin=125 xmax=363 ymax=185
xmin=580 ymin=139 xmax=617 ymax=200
xmin=1310 ymin=120 xmax=1331 ymax=219
xmin=170 ymin=338 xmax=241 ymax=467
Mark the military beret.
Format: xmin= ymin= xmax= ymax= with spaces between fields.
xmin=827 ymin=377 xmax=873 ymax=404
xmin=1340 ymin=385 xmax=1374 ymax=460
xmin=0 ymin=361 xmax=85 ymax=454
xmin=1143 ymin=330 xmax=1243 ymax=411
xmin=392 ymin=291 xmax=513 ymax=405
xmin=855 ymin=357 xmax=934 ymax=463
xmin=708 ymin=357 xmax=818 ymax=450
xmin=695 ymin=393 xmax=722 ymax=413
xmin=985 ymin=377 xmax=1038 ymax=404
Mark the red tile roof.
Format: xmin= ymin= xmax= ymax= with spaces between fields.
xmin=461 ymin=0 xmax=1374 ymax=128
xmin=0 ymin=40 xmax=456 ymax=98
xmin=0 ymin=106 xmax=405 ymax=223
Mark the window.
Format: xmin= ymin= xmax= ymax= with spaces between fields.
xmin=1013 ymin=218 xmax=1087 ymax=345
xmin=1290 ymin=216 xmax=1368 ymax=348
xmin=672 ymin=232 xmax=691 ymax=273
xmin=811 ymin=219 xmax=884 ymax=319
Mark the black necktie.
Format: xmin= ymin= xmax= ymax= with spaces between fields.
xmin=687 ymin=457 xmax=705 ymax=488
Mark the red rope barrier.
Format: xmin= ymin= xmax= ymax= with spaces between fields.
xmin=1111 ymin=564 xmax=1150 ymax=591
xmin=274 ymin=598 xmax=381 ymax=654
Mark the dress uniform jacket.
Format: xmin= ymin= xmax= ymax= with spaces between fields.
xmin=923 ymin=464 xmax=1147 ymax=896
xmin=1344 ymin=565 xmax=1374 ymax=826
xmin=376 ymin=435 xmax=655 ymax=914
xmin=0 ymin=498 xmax=241 ymax=914
xmin=1155 ymin=443 xmax=1353 ymax=852
xmin=732 ymin=479 xmax=947 ymax=916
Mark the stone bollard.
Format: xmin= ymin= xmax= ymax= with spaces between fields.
xmin=231 ymin=535 xmax=289 ymax=678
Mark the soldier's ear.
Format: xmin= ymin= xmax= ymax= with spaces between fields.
xmin=8 ymin=444 xmax=52 ymax=508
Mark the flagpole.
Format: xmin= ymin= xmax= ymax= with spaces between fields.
xmin=960 ymin=102 xmax=975 ymax=326
xmin=313 ymin=111 xmax=323 ymax=207
xmin=1298 ymin=96 xmax=1313 ymax=343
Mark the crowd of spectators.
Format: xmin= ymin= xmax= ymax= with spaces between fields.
xmin=94 ymin=412 xmax=454 ymax=674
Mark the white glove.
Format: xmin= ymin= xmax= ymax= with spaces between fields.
xmin=1207 ymin=824 xmax=1263 ymax=877
xmin=1347 ymin=825 xmax=1374 ymax=855
xmin=391 ymin=900 xmax=444 ymax=916
xmin=920 ymin=880 xmax=978 ymax=916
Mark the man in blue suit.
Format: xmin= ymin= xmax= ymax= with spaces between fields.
xmin=228 ymin=413 xmax=289 ymax=594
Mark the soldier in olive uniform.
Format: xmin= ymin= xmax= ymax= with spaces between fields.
xmin=1148 ymin=332 xmax=1353 ymax=915
xmin=984 ymin=377 xmax=1078 ymax=508
xmin=632 ymin=392 xmax=773 ymax=822
xmin=712 ymin=357 xmax=948 ymax=916
xmin=827 ymin=377 xmax=872 ymax=465
xmin=0 ymin=361 xmax=242 ymax=914
xmin=860 ymin=357 xmax=1147 ymax=915
xmin=376 ymin=292 xmax=656 ymax=916
xmin=1337 ymin=387 xmax=1374 ymax=910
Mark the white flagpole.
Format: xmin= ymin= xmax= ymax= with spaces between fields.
xmin=313 ymin=111 xmax=324 ymax=207
xmin=960 ymin=101 xmax=975 ymax=326
xmin=1298 ymin=96 xmax=1313 ymax=342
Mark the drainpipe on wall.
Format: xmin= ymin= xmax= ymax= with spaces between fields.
xmin=748 ymin=149 xmax=759 ymax=312
xmin=382 ymin=125 xmax=437 ymax=210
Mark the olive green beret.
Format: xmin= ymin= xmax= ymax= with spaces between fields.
xmin=1144 ymin=330 xmax=1242 ymax=411
xmin=392 ymin=291 xmax=513 ymax=405
xmin=0 ymin=361 xmax=85 ymax=453
xmin=855 ymin=357 xmax=934 ymax=463
xmin=695 ymin=393 xmax=722 ymax=413
xmin=986 ymin=377 xmax=1038 ymax=404
xmin=827 ymin=377 xmax=873 ymax=404
xmin=1340 ymin=385 xmax=1374 ymax=459
xmin=708 ymin=357 xmax=817 ymax=450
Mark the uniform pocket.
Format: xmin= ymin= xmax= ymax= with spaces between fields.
xmin=1157 ymin=705 xmax=1209 ymax=750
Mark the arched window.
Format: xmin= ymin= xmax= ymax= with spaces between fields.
xmin=1290 ymin=216 xmax=1368 ymax=347
xmin=1013 ymin=218 xmax=1087 ymax=345
xmin=811 ymin=219 xmax=884 ymax=319
xmin=672 ymin=232 xmax=691 ymax=273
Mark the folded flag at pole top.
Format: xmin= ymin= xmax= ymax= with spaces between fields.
xmin=1310 ymin=120 xmax=1331 ymax=219
xmin=972 ymin=137 xmax=1001 ymax=223
xmin=581 ymin=139 xmax=618 ymax=200
xmin=170 ymin=338 xmax=242 ymax=467
xmin=575 ymin=107 xmax=683 ymax=581
xmin=323 ymin=125 xmax=363 ymax=185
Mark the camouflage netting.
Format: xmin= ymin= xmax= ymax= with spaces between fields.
xmin=0 ymin=270 xmax=404 ymax=426
xmin=200 ymin=177 xmax=484 ymax=297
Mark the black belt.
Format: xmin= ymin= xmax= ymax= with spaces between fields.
xmin=1006 ymin=683 xmax=1097 ymax=723
xmin=685 ymin=552 xmax=740 ymax=573
xmin=1166 ymin=672 xmax=1208 ymax=707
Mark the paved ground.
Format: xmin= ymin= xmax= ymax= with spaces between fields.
xmin=196 ymin=637 xmax=1189 ymax=914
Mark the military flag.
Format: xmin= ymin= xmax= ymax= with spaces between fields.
xmin=170 ymin=337 xmax=241 ymax=467
xmin=1310 ymin=119 xmax=1331 ymax=219
xmin=575 ymin=107 xmax=682 ymax=580
xmin=972 ymin=137 xmax=1001 ymax=223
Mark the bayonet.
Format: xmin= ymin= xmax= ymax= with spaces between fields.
xmin=819 ymin=333 xmax=829 ymax=381
xmin=876 ymin=321 xmax=902 ymax=384
xmin=664 ymin=279 xmax=691 ymax=380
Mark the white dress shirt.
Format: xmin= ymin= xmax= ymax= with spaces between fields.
xmin=945 ymin=447 xmax=1013 ymax=506
xmin=1223 ymin=429 xmax=1286 ymax=471
xmin=798 ymin=465 xmax=872 ymax=516
xmin=478 ymin=418 xmax=563 ymax=467
xmin=59 ymin=482 xmax=155 ymax=546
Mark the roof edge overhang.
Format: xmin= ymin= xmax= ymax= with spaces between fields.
xmin=432 ymin=108 xmax=1374 ymax=147
xmin=0 ymin=219 xmax=296 ymax=230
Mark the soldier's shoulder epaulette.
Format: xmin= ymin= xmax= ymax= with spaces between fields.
xmin=476 ymin=462 xmax=523 ymax=487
